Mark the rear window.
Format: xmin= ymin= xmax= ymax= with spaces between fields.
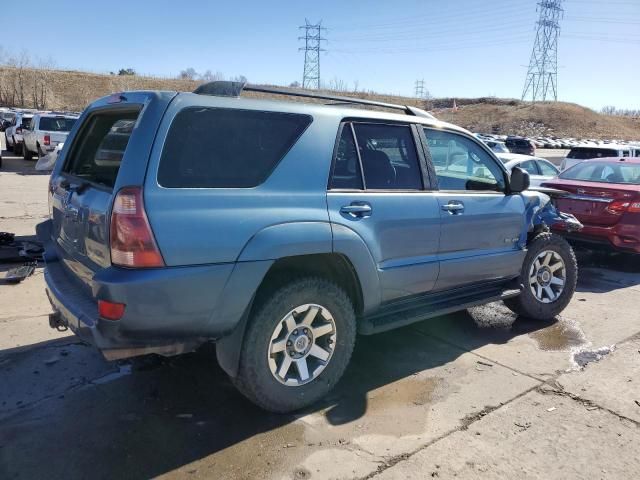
xmin=158 ymin=107 xmax=312 ymax=188
xmin=560 ymin=161 xmax=640 ymax=185
xmin=21 ymin=117 xmax=32 ymax=129
xmin=63 ymin=109 xmax=140 ymax=188
xmin=39 ymin=116 xmax=77 ymax=132
xmin=567 ymin=148 xmax=618 ymax=159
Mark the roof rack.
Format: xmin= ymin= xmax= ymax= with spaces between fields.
xmin=193 ymin=81 xmax=434 ymax=119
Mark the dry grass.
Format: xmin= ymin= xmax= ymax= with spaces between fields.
xmin=1 ymin=67 xmax=638 ymax=140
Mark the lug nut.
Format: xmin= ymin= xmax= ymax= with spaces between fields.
xmin=287 ymin=340 xmax=292 ymax=347
xmin=303 ymin=328 xmax=309 ymax=335
xmin=293 ymin=329 xmax=298 ymax=335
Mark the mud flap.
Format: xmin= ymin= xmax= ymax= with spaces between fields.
xmin=215 ymin=299 xmax=254 ymax=378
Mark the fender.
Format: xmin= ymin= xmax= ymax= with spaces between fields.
xmin=520 ymin=190 xmax=583 ymax=248
xmin=237 ymin=221 xmax=333 ymax=261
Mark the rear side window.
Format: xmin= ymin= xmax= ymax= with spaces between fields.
xmin=158 ymin=108 xmax=312 ymax=188
xmin=64 ymin=109 xmax=140 ymax=188
xmin=21 ymin=117 xmax=32 ymax=129
xmin=353 ymin=123 xmax=422 ymax=190
xmin=330 ymin=126 xmax=363 ymax=190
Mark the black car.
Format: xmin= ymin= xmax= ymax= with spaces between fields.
xmin=505 ymin=137 xmax=536 ymax=155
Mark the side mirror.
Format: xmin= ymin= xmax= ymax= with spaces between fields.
xmin=509 ymin=167 xmax=530 ymax=193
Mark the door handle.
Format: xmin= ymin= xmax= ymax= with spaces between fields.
xmin=441 ymin=201 xmax=465 ymax=214
xmin=340 ymin=202 xmax=372 ymax=218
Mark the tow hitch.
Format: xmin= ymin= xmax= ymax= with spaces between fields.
xmin=49 ymin=311 xmax=68 ymax=332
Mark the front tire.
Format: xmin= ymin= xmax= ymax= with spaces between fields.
xmin=233 ymin=277 xmax=356 ymax=413
xmin=505 ymin=232 xmax=577 ymax=320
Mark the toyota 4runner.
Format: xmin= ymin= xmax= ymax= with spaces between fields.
xmin=39 ymin=82 xmax=581 ymax=412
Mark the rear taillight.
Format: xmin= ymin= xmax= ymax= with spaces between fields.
xmin=98 ymin=300 xmax=126 ymax=321
xmin=605 ymin=200 xmax=631 ymax=215
xmin=110 ymin=187 xmax=164 ymax=268
xmin=44 ymin=135 xmax=50 ymax=146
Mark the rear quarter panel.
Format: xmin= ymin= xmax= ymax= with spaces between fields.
xmin=144 ymin=94 xmax=340 ymax=266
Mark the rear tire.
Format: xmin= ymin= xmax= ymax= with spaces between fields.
xmin=505 ymin=232 xmax=577 ymax=320
xmin=23 ymin=143 xmax=32 ymax=160
xmin=233 ymin=277 xmax=356 ymax=413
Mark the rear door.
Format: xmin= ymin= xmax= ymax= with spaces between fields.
xmin=49 ymin=92 xmax=176 ymax=290
xmin=423 ymin=128 xmax=526 ymax=291
xmin=327 ymin=121 xmax=441 ymax=303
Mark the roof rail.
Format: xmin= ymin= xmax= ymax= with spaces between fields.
xmin=193 ymin=81 xmax=434 ymax=119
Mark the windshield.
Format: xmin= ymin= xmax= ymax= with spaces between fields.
xmin=560 ymin=161 xmax=640 ymax=185
xmin=39 ymin=117 xmax=78 ymax=132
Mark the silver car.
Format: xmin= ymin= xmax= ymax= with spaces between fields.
xmin=497 ymin=153 xmax=559 ymax=187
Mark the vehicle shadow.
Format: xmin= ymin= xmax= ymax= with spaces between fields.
xmin=0 ymin=152 xmax=48 ymax=175
xmin=0 ymin=308 xmax=552 ymax=479
xmin=574 ymin=248 xmax=640 ymax=293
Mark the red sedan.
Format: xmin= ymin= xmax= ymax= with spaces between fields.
xmin=542 ymin=157 xmax=640 ymax=254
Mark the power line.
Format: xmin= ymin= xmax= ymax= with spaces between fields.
xmin=299 ymin=19 xmax=327 ymax=90
xmin=415 ymin=79 xmax=426 ymax=98
xmin=522 ymin=1 xmax=564 ymax=102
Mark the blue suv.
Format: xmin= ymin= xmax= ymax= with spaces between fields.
xmin=39 ymin=82 xmax=580 ymax=412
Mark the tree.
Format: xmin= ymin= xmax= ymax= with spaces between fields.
xmin=289 ymin=81 xmax=301 ymax=88
xmin=201 ymin=70 xmax=225 ymax=82
xmin=179 ymin=67 xmax=198 ymax=80
xmin=118 ymin=68 xmax=136 ymax=76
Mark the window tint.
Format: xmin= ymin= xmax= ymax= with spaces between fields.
xmin=158 ymin=108 xmax=311 ymax=188
xmin=519 ymin=160 xmax=539 ymax=175
xmin=538 ymin=160 xmax=559 ymax=176
xmin=560 ymin=161 xmax=640 ymax=185
xmin=21 ymin=117 xmax=32 ymax=129
xmin=353 ymin=123 xmax=422 ymax=190
xmin=39 ymin=117 xmax=77 ymax=132
xmin=424 ymin=128 xmax=505 ymax=191
xmin=64 ymin=109 xmax=140 ymax=188
xmin=330 ymin=126 xmax=363 ymax=189
xmin=567 ymin=148 xmax=617 ymax=159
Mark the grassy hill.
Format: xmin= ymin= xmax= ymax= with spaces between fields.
xmin=0 ymin=66 xmax=638 ymax=140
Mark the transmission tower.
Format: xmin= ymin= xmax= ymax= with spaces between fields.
xmin=415 ymin=79 xmax=426 ymax=98
xmin=299 ymin=20 xmax=327 ymax=89
xmin=521 ymin=1 xmax=564 ymax=102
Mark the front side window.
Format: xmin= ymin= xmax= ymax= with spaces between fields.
xmin=424 ymin=128 xmax=506 ymax=192
xmin=352 ymin=123 xmax=422 ymax=190
xmin=158 ymin=108 xmax=312 ymax=188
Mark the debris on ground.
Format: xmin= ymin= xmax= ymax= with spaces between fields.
xmin=573 ymin=346 xmax=614 ymax=368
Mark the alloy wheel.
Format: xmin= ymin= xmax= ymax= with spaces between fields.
xmin=267 ymin=303 xmax=337 ymax=386
xmin=528 ymin=250 xmax=566 ymax=303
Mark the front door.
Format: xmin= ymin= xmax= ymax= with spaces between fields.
xmin=422 ymin=127 xmax=526 ymax=291
xmin=327 ymin=122 xmax=441 ymax=304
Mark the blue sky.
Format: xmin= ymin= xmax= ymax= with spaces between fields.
xmin=1 ymin=0 xmax=638 ymax=110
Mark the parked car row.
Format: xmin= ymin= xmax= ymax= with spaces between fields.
xmin=1 ymin=107 xmax=79 ymax=160
xmin=474 ymin=131 xmax=640 ymax=155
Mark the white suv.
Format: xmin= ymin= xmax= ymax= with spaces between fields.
xmin=5 ymin=111 xmax=35 ymax=156
xmin=22 ymin=112 xmax=79 ymax=160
